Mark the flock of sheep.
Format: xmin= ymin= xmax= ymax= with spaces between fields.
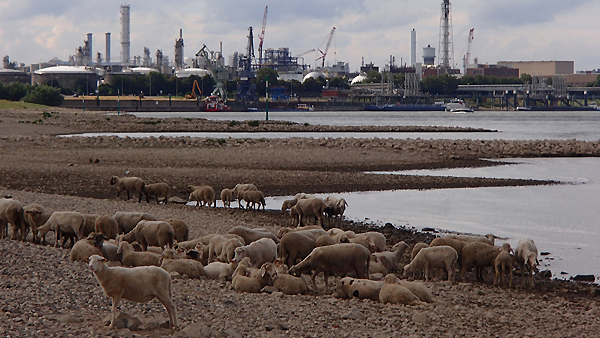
xmin=0 ymin=176 xmax=541 ymax=331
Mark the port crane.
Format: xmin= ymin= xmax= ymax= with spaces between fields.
xmin=462 ymin=28 xmax=474 ymax=74
xmin=195 ymin=44 xmax=228 ymax=99
xmin=257 ymin=5 xmax=268 ymax=67
xmin=316 ymin=27 xmax=336 ymax=68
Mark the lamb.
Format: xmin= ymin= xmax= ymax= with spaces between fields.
xmin=289 ymin=243 xmax=371 ymax=290
xmin=232 ymin=238 xmax=277 ymax=268
xmin=188 ymin=186 xmax=216 ymax=207
xmin=228 ymin=226 xmax=280 ymax=245
xmin=268 ymin=270 xmax=308 ymax=295
xmin=341 ymin=236 xmax=376 ymax=253
xmin=117 ymin=241 xmax=161 ymax=267
xmin=403 ymin=245 xmax=458 ymax=283
xmin=220 ymin=188 xmax=233 ymax=208
xmin=144 ymin=182 xmax=171 ymax=204
xmin=373 ymin=241 xmax=409 ymax=272
xmin=398 ymin=280 xmax=435 ymax=303
xmin=95 ymin=216 xmax=118 ymax=239
xmin=333 ymin=277 xmax=383 ymax=301
xmin=0 ymin=198 xmax=25 ymax=241
xmin=235 ymin=258 xmax=277 ymax=288
xmin=207 ymin=234 xmax=245 ymax=263
xmin=515 ymin=238 xmax=539 ymax=288
xmin=241 ymin=190 xmax=266 ymax=210
xmin=113 ymin=211 xmax=158 ymax=234
xmin=290 ymin=198 xmax=327 ymax=227
xmin=88 ymin=255 xmax=177 ymax=329
xmin=494 ymin=243 xmax=514 ymax=288
xmin=159 ymin=248 xmax=207 ymax=279
xmin=40 ymin=211 xmax=86 ymax=248
xmin=328 ymin=229 xmax=356 ymax=243
xmin=369 ymin=256 xmax=389 ymax=276
xmin=70 ymin=233 xmax=103 ymax=262
xmin=118 ymin=220 xmax=174 ymax=251
xmin=355 ymin=232 xmax=386 ymax=252
xmin=165 ymin=219 xmax=189 ymax=242
xmin=279 ymin=232 xmax=316 ymax=267
xmin=110 ymin=176 xmax=147 ymax=202
xmin=232 ymin=183 xmax=259 ymax=208
xmin=379 ymin=274 xmax=422 ymax=306
xmin=24 ymin=203 xmax=50 ymax=244
xmin=204 ymin=261 xmax=237 ymax=280
xmin=410 ymin=243 xmax=430 ymax=279
xmin=460 ymin=242 xmax=501 ymax=283
xmin=444 ymin=233 xmax=496 ymax=246
xmin=232 ymin=264 xmax=261 ymax=293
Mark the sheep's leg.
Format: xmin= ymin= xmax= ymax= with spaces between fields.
xmin=109 ymin=296 xmax=122 ymax=329
xmin=424 ymin=264 xmax=430 ymax=282
xmin=310 ymin=269 xmax=321 ymax=291
xmin=54 ymin=228 xmax=61 ymax=248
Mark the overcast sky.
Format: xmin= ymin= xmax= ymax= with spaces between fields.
xmin=0 ymin=0 xmax=598 ymax=72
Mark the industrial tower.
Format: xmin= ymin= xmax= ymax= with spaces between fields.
xmin=120 ymin=4 xmax=131 ymax=65
xmin=438 ymin=0 xmax=454 ymax=74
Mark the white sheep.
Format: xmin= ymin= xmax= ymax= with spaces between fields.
xmin=379 ymin=274 xmax=422 ymax=305
xmin=290 ymin=198 xmax=327 ymax=227
xmin=113 ymin=211 xmax=158 ymax=234
xmin=241 ymin=190 xmax=266 ymax=210
xmin=24 ymin=203 xmax=50 ymax=244
xmin=70 ymin=234 xmax=103 ymax=262
xmin=444 ymin=233 xmax=496 ymax=246
xmin=228 ymin=226 xmax=279 ymax=245
xmin=233 ymin=238 xmax=277 ymax=268
xmin=159 ymin=248 xmax=207 ymax=279
xmin=207 ymin=234 xmax=245 ymax=263
xmin=0 ymin=198 xmax=25 ymax=241
xmin=398 ymin=280 xmax=435 ymax=303
xmin=117 ymin=241 xmax=161 ymax=267
xmin=430 ymin=237 xmax=467 ymax=267
xmin=164 ymin=219 xmax=190 ymax=242
xmin=281 ymin=193 xmax=314 ymax=211
xmin=515 ymin=238 xmax=539 ymax=288
xmin=204 ymin=261 xmax=237 ymax=280
xmin=460 ymin=242 xmax=500 ymax=283
xmin=110 ymin=176 xmax=147 ymax=202
xmin=232 ymin=264 xmax=261 ymax=293
xmin=354 ymin=232 xmax=386 ymax=252
xmin=95 ymin=215 xmax=118 ymax=239
xmin=40 ymin=211 xmax=86 ymax=248
xmin=277 ymin=226 xmax=327 ymax=241
xmin=118 ymin=220 xmax=174 ymax=251
xmin=494 ymin=243 xmax=514 ymax=288
xmin=88 ymin=255 xmax=178 ymax=329
xmin=220 ymin=188 xmax=233 ymax=208
xmin=373 ymin=241 xmax=408 ymax=272
xmin=269 ymin=271 xmax=308 ymax=295
xmin=232 ymin=183 xmax=259 ymax=208
xmin=188 ymin=186 xmax=216 ymax=207
xmin=410 ymin=242 xmax=430 ymax=279
xmin=403 ymin=245 xmax=458 ymax=283
xmin=279 ymin=231 xmax=317 ymax=267
xmin=145 ymin=182 xmax=171 ymax=204
xmin=333 ymin=277 xmax=383 ymax=301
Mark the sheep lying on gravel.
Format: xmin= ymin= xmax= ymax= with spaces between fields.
xmin=113 ymin=211 xmax=158 ymax=235
xmin=204 ymin=261 xmax=237 ymax=280
xmin=117 ymin=241 xmax=161 ymax=267
xmin=398 ymin=280 xmax=435 ymax=303
xmin=110 ymin=176 xmax=147 ymax=202
xmin=334 ymin=277 xmax=383 ymax=301
xmin=220 ymin=188 xmax=233 ymax=208
xmin=188 ymin=186 xmax=216 ymax=207
xmin=268 ymin=269 xmax=308 ymax=295
xmin=289 ymin=243 xmax=371 ymax=290
xmin=0 ymin=198 xmax=25 ymax=241
xmin=228 ymin=226 xmax=279 ymax=245
xmin=515 ymin=238 xmax=539 ymax=288
xmin=494 ymin=243 xmax=514 ymax=288
xmin=92 ymin=234 xmax=122 ymax=262
xmin=174 ymin=234 xmax=217 ymax=251
xmin=232 ymin=183 xmax=259 ymax=209
xmin=165 ymin=219 xmax=189 ymax=242
xmin=373 ymin=241 xmax=408 ymax=272
xmin=241 ymin=190 xmax=266 ymax=210
xmin=235 ymin=258 xmax=276 ymax=288
xmin=460 ymin=242 xmax=500 ymax=283
xmin=379 ymin=274 xmax=422 ymax=305
xmin=95 ymin=216 xmax=118 ymax=239
xmin=280 ymin=232 xmax=317 ymax=268
xmin=159 ymin=248 xmax=207 ymax=279
xmin=403 ymin=245 xmax=458 ymax=283
xmin=208 ymin=234 xmax=245 ymax=263
xmin=24 ymin=203 xmax=51 ymax=244
xmin=118 ymin=220 xmax=174 ymax=251
xmin=88 ymin=255 xmax=178 ymax=329
xmin=70 ymin=233 xmax=103 ymax=262
xmin=144 ymin=182 xmax=171 ymax=204
xmin=232 ymin=264 xmax=261 ymax=293
xmin=233 ymin=238 xmax=277 ymax=268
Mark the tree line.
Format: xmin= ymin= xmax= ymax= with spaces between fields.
xmin=0 ymin=82 xmax=63 ymax=106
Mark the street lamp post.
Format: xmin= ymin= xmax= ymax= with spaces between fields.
xmin=265 ymin=75 xmax=269 ymax=121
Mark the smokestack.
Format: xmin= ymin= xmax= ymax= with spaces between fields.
xmin=120 ymin=4 xmax=131 ymax=65
xmin=105 ymin=32 xmax=111 ymax=64
xmin=174 ymin=28 xmax=184 ymax=70
xmin=410 ymin=29 xmax=416 ymax=67
xmin=87 ymin=33 xmax=93 ymax=65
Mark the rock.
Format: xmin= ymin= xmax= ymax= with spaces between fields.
xmin=572 ymin=274 xmax=596 ymax=282
xmin=169 ymin=196 xmax=188 ymax=204
xmin=181 ymin=322 xmax=211 ymax=338
xmin=103 ymin=313 xmax=141 ymax=330
xmin=540 ymin=251 xmax=551 ymax=256
xmin=537 ymin=269 xmax=552 ymax=279
xmin=422 ymin=227 xmax=437 ymax=232
xmin=412 ymin=312 xmax=429 ymax=324
xmin=270 ymin=291 xmax=284 ymax=298
xmin=223 ymin=299 xmax=237 ymax=307
xmin=50 ymin=314 xmax=83 ymax=324
xmin=560 ymin=271 xmax=568 ymax=275
xmin=342 ymin=307 xmax=366 ymax=320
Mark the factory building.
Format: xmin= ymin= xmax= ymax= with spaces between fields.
xmin=0 ymin=69 xmax=30 ymax=84
xmin=497 ymin=61 xmax=574 ymax=77
xmin=466 ymin=64 xmax=519 ymax=78
xmin=32 ymin=66 xmax=100 ymax=92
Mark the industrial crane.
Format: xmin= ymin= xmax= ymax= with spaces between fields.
xmin=316 ymin=27 xmax=336 ymax=68
xmin=257 ymin=6 xmax=268 ymax=67
xmin=195 ymin=44 xmax=228 ymax=99
xmin=463 ymin=28 xmax=474 ymax=74
xmin=295 ymin=49 xmax=315 ymax=69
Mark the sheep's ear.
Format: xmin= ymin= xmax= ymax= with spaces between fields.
xmin=260 ymin=266 xmax=267 ymax=277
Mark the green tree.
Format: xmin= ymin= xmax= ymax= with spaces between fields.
xmin=256 ymin=67 xmax=279 ymax=96
xmin=422 ymin=74 xmax=459 ymax=95
xmin=0 ymin=82 xmax=29 ymax=101
xmin=520 ymin=73 xmax=532 ymax=85
xmin=327 ymin=76 xmax=350 ymax=89
xmin=364 ymin=70 xmax=382 ymax=83
xmin=23 ymin=85 xmax=63 ymax=106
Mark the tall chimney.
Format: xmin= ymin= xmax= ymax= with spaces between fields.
xmin=120 ymin=4 xmax=131 ymax=65
xmin=105 ymin=32 xmax=111 ymax=64
xmin=410 ymin=29 xmax=416 ymax=67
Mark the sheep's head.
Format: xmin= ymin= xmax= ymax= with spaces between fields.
xmin=501 ymin=243 xmax=512 ymax=253
xmin=393 ymin=241 xmax=408 ymax=252
xmin=109 ymin=176 xmax=118 ymax=185
xmin=281 ymin=200 xmax=291 ymax=211
xmin=88 ymin=255 xmax=107 ymax=272
xmin=260 ymin=262 xmax=277 ymax=280
xmin=526 ymin=252 xmax=538 ymax=268
xmin=402 ymin=264 xmax=411 ymax=277
xmin=384 ymin=273 xmax=399 ymax=284
xmin=116 ymin=241 xmax=131 ymax=254
xmin=92 ymin=233 xmax=107 ymax=248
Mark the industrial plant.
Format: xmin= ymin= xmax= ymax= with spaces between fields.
xmin=1 ymin=2 xmax=599 ymax=112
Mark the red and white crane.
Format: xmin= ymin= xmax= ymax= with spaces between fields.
xmin=316 ymin=27 xmax=336 ymax=68
xmin=257 ymin=5 xmax=268 ymax=67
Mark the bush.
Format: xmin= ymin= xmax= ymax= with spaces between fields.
xmin=247 ymin=120 xmax=260 ymax=127
xmin=23 ymin=85 xmax=64 ymax=106
xmin=0 ymin=82 xmax=30 ymax=101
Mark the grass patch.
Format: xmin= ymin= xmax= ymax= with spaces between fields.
xmin=0 ymin=100 xmax=49 ymax=109
xmin=247 ymin=120 xmax=260 ymax=127
xmin=303 ymin=122 xmax=310 ymax=126
xmin=140 ymin=119 xmax=162 ymax=125
xmin=229 ymin=120 xmax=240 ymax=127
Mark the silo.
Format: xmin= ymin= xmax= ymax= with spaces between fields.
xmin=174 ymin=29 xmax=184 ymax=70
xmin=105 ymin=32 xmax=111 ymax=64
xmin=423 ymin=45 xmax=436 ymax=66
xmin=120 ymin=5 xmax=130 ymax=65
xmin=410 ymin=29 xmax=416 ymax=67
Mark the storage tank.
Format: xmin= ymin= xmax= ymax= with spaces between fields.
xmin=423 ymin=45 xmax=435 ymax=66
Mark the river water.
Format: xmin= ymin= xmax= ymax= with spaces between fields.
xmin=89 ymin=110 xmax=600 ymax=279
